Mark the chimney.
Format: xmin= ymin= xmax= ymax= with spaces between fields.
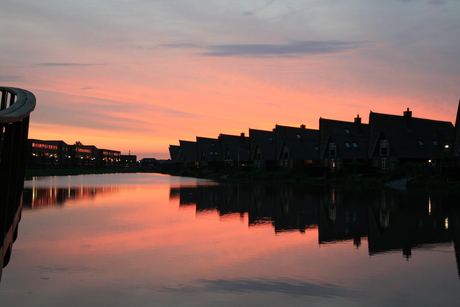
xmin=354 ymin=114 xmax=361 ymax=124
xmin=240 ymin=132 xmax=245 ymax=137
xmin=404 ymin=108 xmax=412 ymax=118
xmin=404 ymin=108 xmax=413 ymax=131
xmin=354 ymin=114 xmax=362 ymax=134
xmin=300 ymin=124 xmax=306 ymax=129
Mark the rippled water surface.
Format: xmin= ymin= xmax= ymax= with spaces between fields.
xmin=1 ymin=173 xmax=460 ymax=306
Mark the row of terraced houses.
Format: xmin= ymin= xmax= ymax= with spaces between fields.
xmin=169 ymin=103 xmax=460 ymax=176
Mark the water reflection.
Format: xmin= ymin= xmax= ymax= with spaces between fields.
xmin=10 ymin=175 xmax=460 ymax=306
xmin=171 ymin=184 xmax=460 ymax=263
xmin=22 ymin=186 xmax=120 ymax=209
xmin=23 ymin=182 xmax=460 ymax=261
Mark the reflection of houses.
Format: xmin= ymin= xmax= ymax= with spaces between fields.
xmin=22 ymin=186 xmax=120 ymax=209
xmin=318 ymin=189 xmax=368 ymax=246
xmin=274 ymin=125 xmax=320 ymax=169
xmin=367 ymin=191 xmax=452 ymax=258
xmin=319 ymin=116 xmax=369 ymax=172
xmin=170 ymin=183 xmax=460 ymax=260
xmin=368 ymin=109 xmax=454 ymax=171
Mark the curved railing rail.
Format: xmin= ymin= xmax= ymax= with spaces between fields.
xmin=0 ymin=86 xmax=36 ymax=278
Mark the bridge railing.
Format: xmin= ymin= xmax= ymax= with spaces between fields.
xmin=0 ymin=87 xmax=36 ymax=275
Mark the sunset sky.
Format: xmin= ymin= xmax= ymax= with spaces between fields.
xmin=1 ymin=0 xmax=459 ymax=159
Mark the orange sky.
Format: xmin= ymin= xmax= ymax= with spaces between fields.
xmin=1 ymin=1 xmax=459 ymax=159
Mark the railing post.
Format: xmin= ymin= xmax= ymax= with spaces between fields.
xmin=0 ymin=87 xmax=35 ymax=276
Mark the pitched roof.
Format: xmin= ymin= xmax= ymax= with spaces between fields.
xmin=169 ymin=145 xmax=181 ymax=162
xmin=196 ymin=136 xmax=221 ymax=162
xmin=179 ymin=140 xmax=198 ymax=162
xmin=368 ymin=109 xmax=454 ymax=159
xmin=319 ymin=116 xmax=369 ymax=159
xmin=218 ymin=133 xmax=250 ymax=162
xmin=274 ymin=125 xmax=319 ymax=160
xmin=249 ymin=128 xmax=276 ymax=160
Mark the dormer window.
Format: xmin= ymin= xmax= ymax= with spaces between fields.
xmin=380 ymin=140 xmax=389 ymax=155
xmin=283 ymin=145 xmax=289 ymax=159
xmin=344 ymin=128 xmax=350 ymax=134
xmin=329 ymin=143 xmax=336 ymax=157
xmin=256 ymin=148 xmax=262 ymax=160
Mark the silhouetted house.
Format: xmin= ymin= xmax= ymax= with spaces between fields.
xmin=218 ymin=133 xmax=250 ymax=167
xmin=368 ymin=108 xmax=454 ymax=171
xmin=249 ymin=128 xmax=277 ymax=170
xmin=274 ymin=124 xmax=320 ymax=169
xmin=120 ymin=154 xmax=137 ymax=167
xmin=169 ymin=145 xmax=181 ymax=164
xmin=451 ymin=100 xmax=460 ymax=157
xmin=319 ymin=115 xmax=369 ymax=172
xmin=28 ymin=139 xmax=70 ymax=169
xmin=196 ymin=136 xmax=222 ymax=167
xmin=179 ymin=140 xmax=198 ymax=167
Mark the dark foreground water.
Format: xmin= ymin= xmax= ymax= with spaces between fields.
xmin=1 ymin=173 xmax=460 ymax=306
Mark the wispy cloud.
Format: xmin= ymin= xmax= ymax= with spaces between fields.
xmin=202 ymin=40 xmax=367 ymax=57
xmin=34 ymin=63 xmax=102 ymax=67
xmin=0 ymin=75 xmax=22 ymax=82
xmin=164 ymin=40 xmax=368 ymax=58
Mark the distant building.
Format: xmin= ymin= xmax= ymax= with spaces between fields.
xmin=27 ymin=139 xmax=123 ymax=169
xmin=120 ymin=155 xmax=137 ymax=167
xmin=139 ymin=158 xmax=158 ymax=168
xmin=28 ymin=139 xmax=70 ymax=169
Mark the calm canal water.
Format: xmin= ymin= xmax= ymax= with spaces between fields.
xmin=1 ymin=173 xmax=460 ymax=306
